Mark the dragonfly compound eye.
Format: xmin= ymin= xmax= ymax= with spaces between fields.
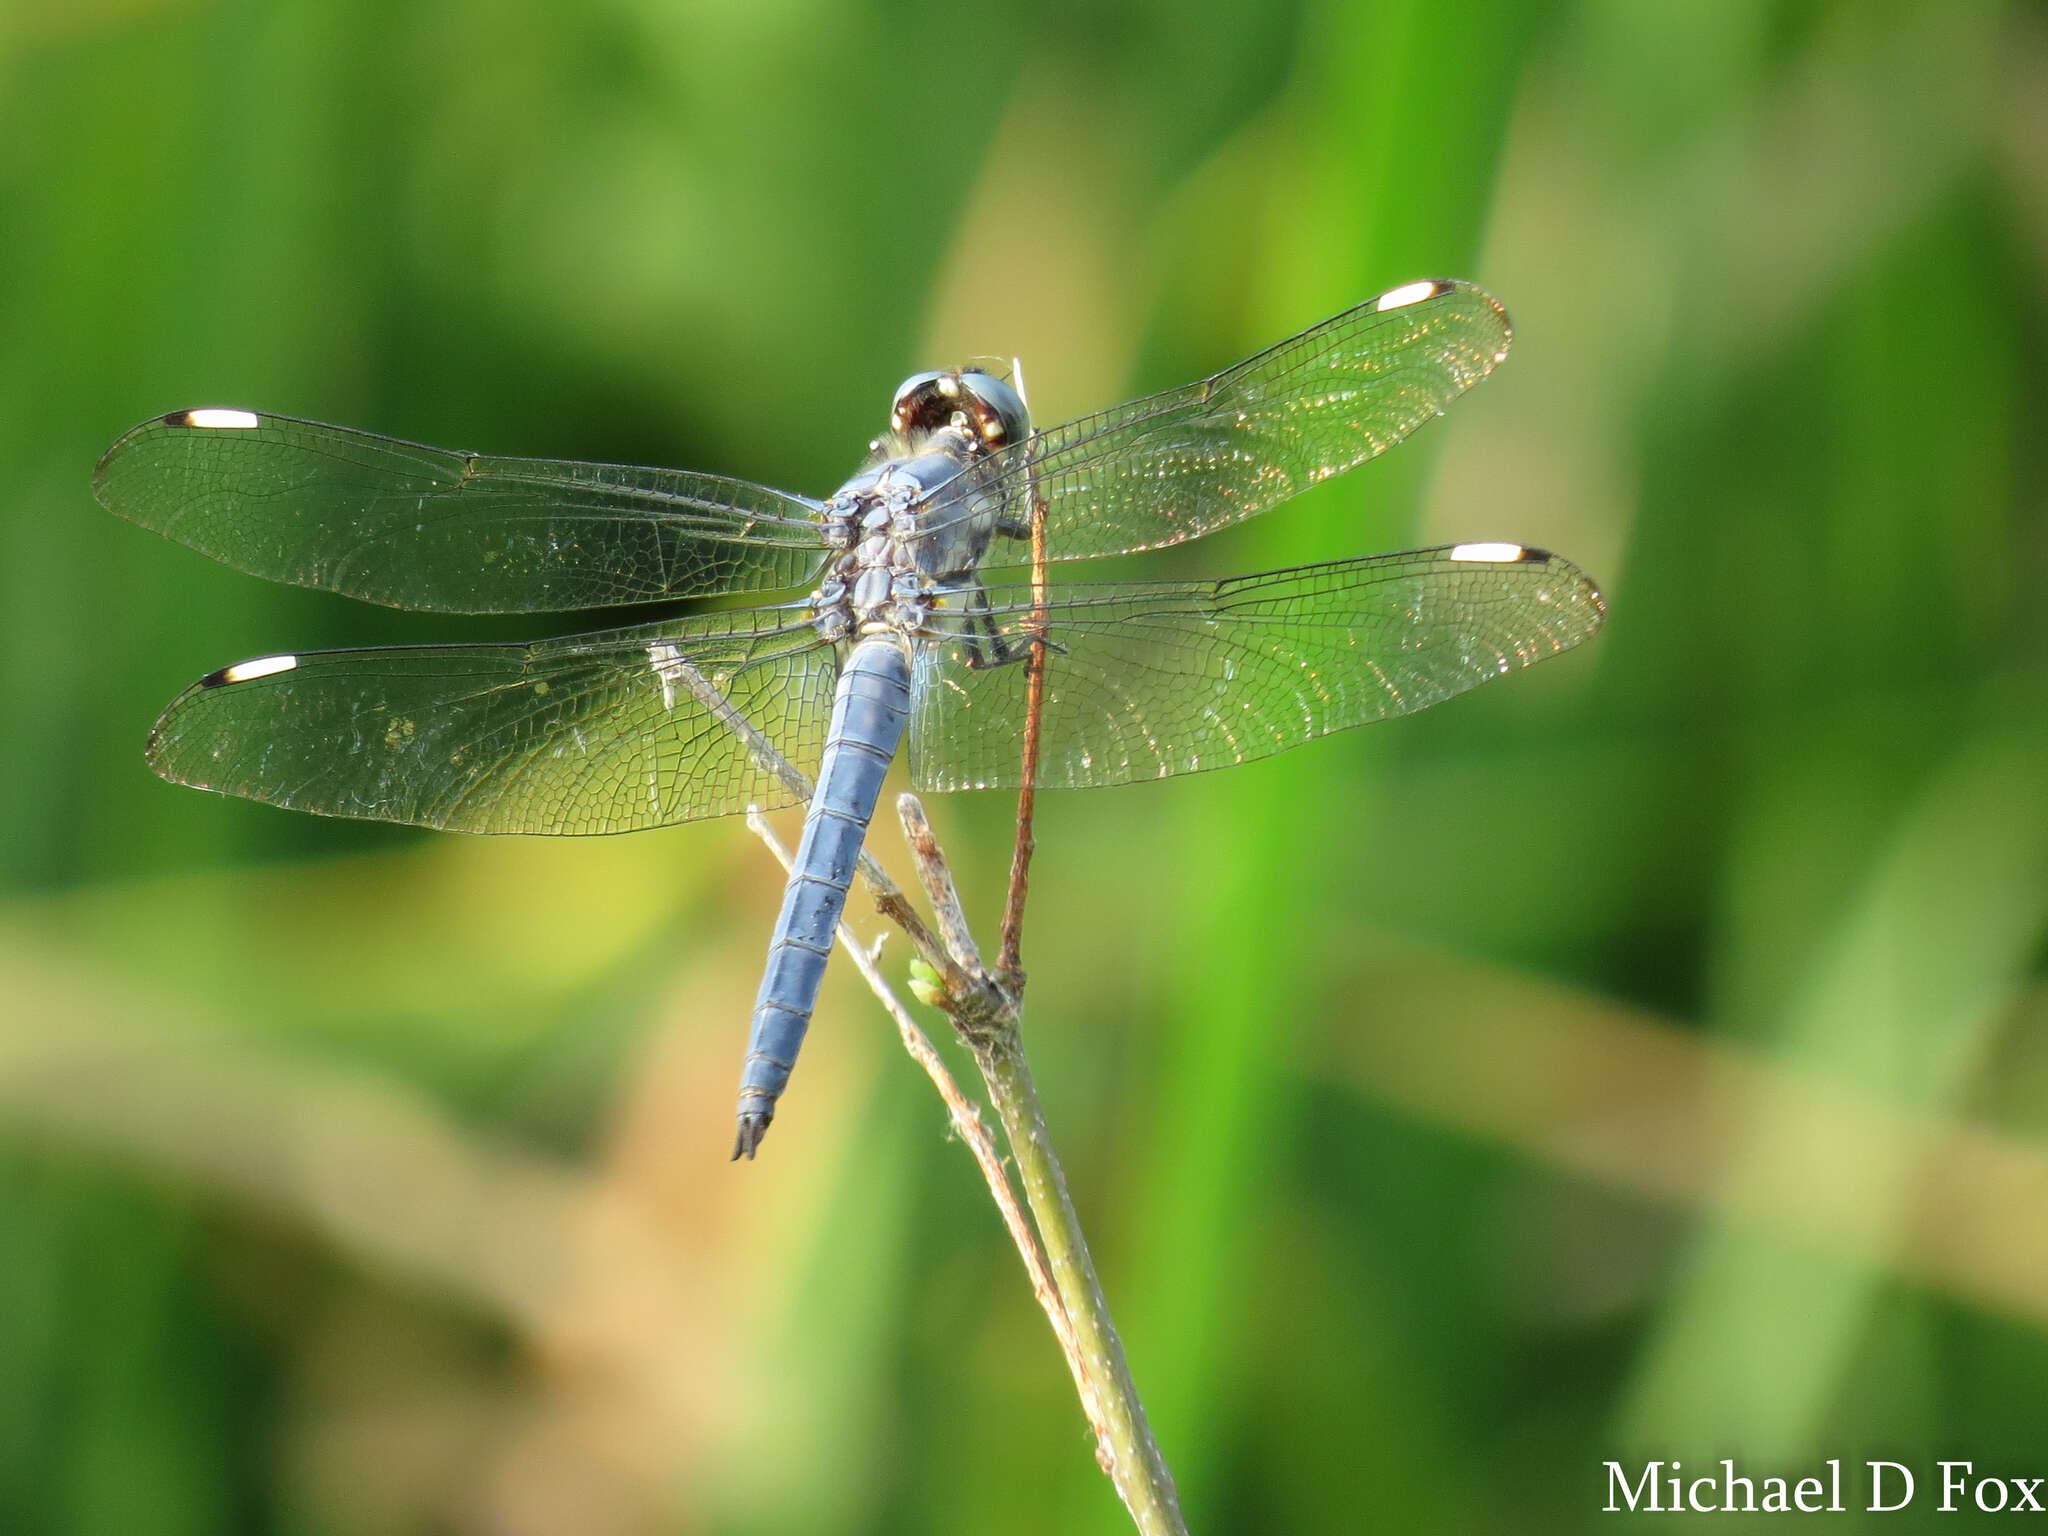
xmin=889 ymin=369 xmax=1030 ymax=449
xmin=957 ymin=371 xmax=1029 ymax=448
xmin=888 ymin=371 xmax=955 ymax=435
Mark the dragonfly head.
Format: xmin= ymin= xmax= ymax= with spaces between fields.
xmin=888 ymin=369 xmax=1030 ymax=452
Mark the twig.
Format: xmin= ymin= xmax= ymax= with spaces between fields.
xmin=898 ymin=794 xmax=985 ymax=984
xmin=997 ymin=429 xmax=1052 ymax=980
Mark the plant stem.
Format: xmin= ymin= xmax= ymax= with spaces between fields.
xmin=973 ymin=1024 xmax=1189 ymax=1535
xmin=895 ymin=795 xmax=1187 ymax=1532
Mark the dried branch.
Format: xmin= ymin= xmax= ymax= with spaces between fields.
xmin=997 ymin=429 xmax=1052 ymax=981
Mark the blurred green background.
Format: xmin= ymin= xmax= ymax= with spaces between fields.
xmin=5 ymin=0 xmax=2047 ymax=1531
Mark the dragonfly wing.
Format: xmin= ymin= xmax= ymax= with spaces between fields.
xmin=148 ymin=608 xmax=836 ymax=833
xmin=95 ymin=410 xmax=827 ymax=613
xmin=946 ymin=280 xmax=1510 ymax=564
xmin=908 ymin=544 xmax=1603 ymax=793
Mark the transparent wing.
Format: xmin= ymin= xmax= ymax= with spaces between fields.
xmin=95 ymin=410 xmax=828 ymax=613
xmin=908 ymin=544 xmax=1604 ymax=792
xmin=148 ymin=607 xmax=836 ymax=834
xmin=919 ymin=279 xmax=1511 ymax=564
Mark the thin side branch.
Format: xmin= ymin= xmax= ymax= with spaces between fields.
xmin=997 ymin=431 xmax=1052 ymax=980
xmin=898 ymin=794 xmax=984 ymax=982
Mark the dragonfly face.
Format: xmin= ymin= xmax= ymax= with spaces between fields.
xmin=888 ymin=368 xmax=1031 ymax=448
xmin=94 ymin=278 xmax=1606 ymax=1156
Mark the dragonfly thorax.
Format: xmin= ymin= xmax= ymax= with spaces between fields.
xmin=808 ymin=407 xmax=1018 ymax=645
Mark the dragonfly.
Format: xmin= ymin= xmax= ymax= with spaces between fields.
xmin=95 ymin=278 xmax=1605 ymax=1158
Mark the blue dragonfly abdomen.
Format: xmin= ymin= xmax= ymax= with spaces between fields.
xmin=735 ymin=637 xmax=913 ymax=1157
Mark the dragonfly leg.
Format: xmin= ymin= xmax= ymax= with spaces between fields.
xmin=955 ymin=583 xmax=1063 ymax=671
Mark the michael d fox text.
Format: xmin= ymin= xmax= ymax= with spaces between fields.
xmin=1605 ymin=1460 xmax=2047 ymax=1514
